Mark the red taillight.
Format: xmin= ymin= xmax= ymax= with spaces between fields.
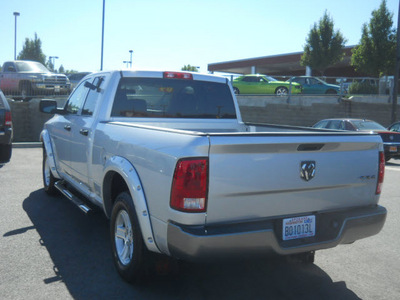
xmin=5 ymin=111 xmax=12 ymax=127
xmin=376 ymin=151 xmax=385 ymax=194
xmin=163 ymin=72 xmax=193 ymax=80
xmin=170 ymin=158 xmax=208 ymax=212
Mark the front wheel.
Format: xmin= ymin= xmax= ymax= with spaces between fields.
xmin=275 ymin=86 xmax=288 ymax=96
xmin=42 ymin=146 xmax=58 ymax=195
xmin=110 ymin=192 xmax=145 ymax=283
xmin=233 ymin=87 xmax=240 ymax=95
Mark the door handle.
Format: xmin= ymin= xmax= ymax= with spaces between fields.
xmin=64 ymin=125 xmax=71 ymax=131
xmin=80 ymin=129 xmax=89 ymax=136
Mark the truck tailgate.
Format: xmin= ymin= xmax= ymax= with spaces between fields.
xmin=206 ymin=133 xmax=382 ymax=224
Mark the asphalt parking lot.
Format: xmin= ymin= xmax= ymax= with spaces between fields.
xmin=1 ymin=147 xmax=399 ymax=300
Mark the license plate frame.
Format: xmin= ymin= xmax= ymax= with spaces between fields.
xmin=282 ymin=215 xmax=316 ymax=241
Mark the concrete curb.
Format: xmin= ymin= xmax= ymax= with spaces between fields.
xmin=12 ymin=142 xmax=42 ymax=148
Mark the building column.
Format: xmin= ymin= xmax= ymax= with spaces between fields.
xmin=251 ymin=66 xmax=256 ymax=74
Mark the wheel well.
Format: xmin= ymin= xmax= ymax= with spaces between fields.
xmin=103 ymin=171 xmax=129 ymax=218
xmin=325 ymin=89 xmax=337 ymax=94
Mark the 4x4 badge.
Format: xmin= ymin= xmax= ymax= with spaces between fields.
xmin=300 ymin=161 xmax=316 ymax=181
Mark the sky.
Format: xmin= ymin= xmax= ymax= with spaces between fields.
xmin=0 ymin=0 xmax=399 ymax=74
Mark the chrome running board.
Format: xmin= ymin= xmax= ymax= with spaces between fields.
xmin=55 ymin=181 xmax=91 ymax=214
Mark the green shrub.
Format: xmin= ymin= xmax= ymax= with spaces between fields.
xmin=349 ymin=82 xmax=378 ymax=94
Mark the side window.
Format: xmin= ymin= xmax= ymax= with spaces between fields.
xmin=3 ymin=63 xmax=15 ymax=72
xmin=344 ymin=121 xmax=355 ymax=131
xmin=82 ymin=77 xmax=103 ymax=116
xmin=65 ymin=79 xmax=90 ymax=114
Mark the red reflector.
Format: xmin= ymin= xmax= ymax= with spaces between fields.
xmin=170 ymin=158 xmax=208 ymax=212
xmin=5 ymin=111 xmax=12 ymax=126
xmin=163 ymin=72 xmax=193 ymax=80
xmin=376 ymin=151 xmax=385 ymax=195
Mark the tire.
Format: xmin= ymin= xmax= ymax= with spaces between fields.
xmin=110 ymin=192 xmax=145 ymax=283
xmin=233 ymin=87 xmax=240 ymax=95
xmin=286 ymin=251 xmax=315 ymax=264
xmin=42 ymin=145 xmax=58 ymax=195
xmin=0 ymin=144 xmax=12 ymax=164
xmin=275 ymin=86 xmax=288 ymax=96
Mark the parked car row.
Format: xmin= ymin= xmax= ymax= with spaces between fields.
xmin=232 ymin=74 xmax=341 ymax=95
xmin=313 ymin=118 xmax=400 ymax=161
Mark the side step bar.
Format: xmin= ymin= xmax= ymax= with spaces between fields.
xmin=55 ymin=181 xmax=92 ymax=214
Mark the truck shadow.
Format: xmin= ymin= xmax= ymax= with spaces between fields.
xmin=20 ymin=189 xmax=361 ymax=300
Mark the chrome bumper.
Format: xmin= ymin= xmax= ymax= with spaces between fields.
xmin=167 ymin=205 xmax=387 ymax=261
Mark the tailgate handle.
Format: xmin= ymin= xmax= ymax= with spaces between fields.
xmin=297 ymin=143 xmax=324 ymax=151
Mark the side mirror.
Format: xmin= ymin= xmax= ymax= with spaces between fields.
xmin=40 ymin=100 xmax=61 ymax=114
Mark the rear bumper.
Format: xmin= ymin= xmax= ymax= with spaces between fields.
xmin=167 ymin=205 xmax=387 ymax=261
xmin=383 ymin=143 xmax=400 ymax=159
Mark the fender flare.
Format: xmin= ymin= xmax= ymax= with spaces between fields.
xmin=40 ymin=129 xmax=61 ymax=179
xmin=103 ymin=156 xmax=160 ymax=254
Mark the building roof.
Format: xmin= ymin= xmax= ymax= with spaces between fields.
xmin=208 ymin=46 xmax=358 ymax=77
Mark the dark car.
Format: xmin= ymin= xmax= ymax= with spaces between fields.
xmin=313 ymin=118 xmax=400 ymax=161
xmin=388 ymin=121 xmax=400 ymax=133
xmin=68 ymin=72 xmax=91 ymax=90
xmin=0 ymin=90 xmax=13 ymax=166
xmin=288 ymin=76 xmax=340 ymax=94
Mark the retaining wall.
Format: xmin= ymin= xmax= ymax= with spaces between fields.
xmin=7 ymin=95 xmax=400 ymax=142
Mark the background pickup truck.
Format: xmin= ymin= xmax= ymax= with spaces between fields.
xmin=40 ymin=70 xmax=387 ymax=284
xmin=0 ymin=60 xmax=70 ymax=101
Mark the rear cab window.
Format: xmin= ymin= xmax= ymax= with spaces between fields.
xmin=111 ymin=77 xmax=236 ymax=119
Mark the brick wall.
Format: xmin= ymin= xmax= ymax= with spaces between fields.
xmin=7 ymin=95 xmax=400 ymax=142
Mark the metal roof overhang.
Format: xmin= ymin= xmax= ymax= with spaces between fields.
xmin=208 ymin=47 xmax=354 ymax=76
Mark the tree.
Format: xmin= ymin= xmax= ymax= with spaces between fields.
xmin=17 ymin=33 xmax=46 ymax=65
xmin=300 ymin=11 xmax=347 ymax=75
xmin=58 ymin=65 xmax=65 ymax=73
xmin=181 ymin=64 xmax=199 ymax=72
xmin=351 ymin=0 xmax=396 ymax=77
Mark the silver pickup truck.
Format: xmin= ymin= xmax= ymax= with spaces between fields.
xmin=40 ymin=70 xmax=387 ymax=283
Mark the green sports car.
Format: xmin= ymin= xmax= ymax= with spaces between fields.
xmin=232 ymin=74 xmax=302 ymax=95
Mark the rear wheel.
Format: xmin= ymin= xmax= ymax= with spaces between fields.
xmin=286 ymin=251 xmax=315 ymax=264
xmin=0 ymin=144 xmax=12 ymax=164
xmin=42 ymin=146 xmax=58 ymax=195
xmin=275 ymin=86 xmax=288 ymax=96
xmin=110 ymin=192 xmax=146 ymax=283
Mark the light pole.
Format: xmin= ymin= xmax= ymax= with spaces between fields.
xmin=13 ymin=12 xmax=20 ymax=60
xmin=100 ymin=0 xmax=105 ymax=70
xmin=123 ymin=61 xmax=130 ymax=68
xmin=129 ymin=50 xmax=133 ymax=68
xmin=49 ymin=56 xmax=59 ymax=72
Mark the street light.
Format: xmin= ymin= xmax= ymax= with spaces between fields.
xmin=100 ymin=0 xmax=105 ymax=70
xmin=49 ymin=56 xmax=59 ymax=72
xmin=13 ymin=12 xmax=20 ymax=60
xmin=123 ymin=61 xmax=130 ymax=68
xmin=129 ymin=50 xmax=133 ymax=68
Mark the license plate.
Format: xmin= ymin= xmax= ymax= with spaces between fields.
xmin=389 ymin=146 xmax=397 ymax=152
xmin=55 ymin=85 xmax=60 ymax=92
xmin=283 ymin=215 xmax=315 ymax=241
